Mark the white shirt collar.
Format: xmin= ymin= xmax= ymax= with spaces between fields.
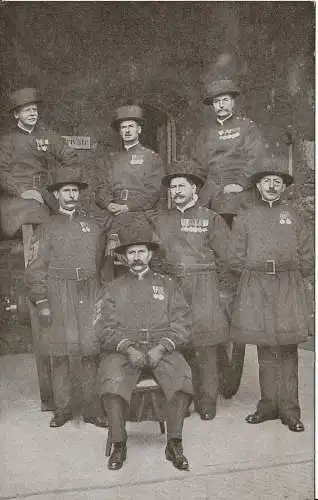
xmin=17 ymin=121 xmax=35 ymax=134
xmin=129 ymin=266 xmax=150 ymax=280
xmin=176 ymin=194 xmax=198 ymax=213
xmin=124 ymin=140 xmax=139 ymax=151
xmin=216 ymin=113 xmax=233 ymax=126
xmin=261 ymin=195 xmax=281 ymax=208
xmin=59 ymin=207 xmax=76 ymax=218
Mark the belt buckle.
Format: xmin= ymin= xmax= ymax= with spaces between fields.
xmin=75 ymin=267 xmax=81 ymax=280
xmin=121 ymin=189 xmax=128 ymax=201
xmin=265 ymin=260 xmax=276 ymax=275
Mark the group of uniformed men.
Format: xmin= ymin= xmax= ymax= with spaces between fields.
xmin=0 ymin=81 xmax=313 ymax=472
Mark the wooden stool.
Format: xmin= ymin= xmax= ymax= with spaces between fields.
xmin=105 ymin=377 xmax=166 ymax=457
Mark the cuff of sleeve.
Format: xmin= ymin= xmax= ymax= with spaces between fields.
xmin=35 ymin=299 xmax=49 ymax=305
xmin=237 ymin=175 xmax=249 ymax=189
xmin=160 ymin=338 xmax=175 ymax=353
xmin=116 ymin=339 xmax=134 ymax=354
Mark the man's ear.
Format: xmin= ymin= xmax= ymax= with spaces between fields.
xmin=281 ymin=183 xmax=286 ymax=193
xmin=53 ymin=190 xmax=59 ymax=200
xmin=137 ymin=125 xmax=142 ymax=135
xmin=256 ymin=181 xmax=262 ymax=194
xmin=148 ymin=249 xmax=153 ymax=261
xmin=13 ymin=110 xmax=19 ymax=120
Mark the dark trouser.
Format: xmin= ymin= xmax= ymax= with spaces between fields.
xmin=257 ymin=345 xmax=300 ymax=420
xmin=35 ymin=355 xmax=54 ymax=410
xmin=103 ymin=391 xmax=190 ymax=443
xmin=182 ymin=346 xmax=218 ymax=413
xmin=51 ymin=355 xmax=102 ymax=418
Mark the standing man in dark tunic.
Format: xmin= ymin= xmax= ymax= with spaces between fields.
xmin=94 ymin=104 xmax=165 ymax=279
xmin=0 ymin=87 xmax=79 ymax=237
xmin=95 ymin=221 xmax=193 ymax=471
xmin=229 ymin=159 xmax=313 ymax=432
xmin=25 ymin=166 xmax=107 ymax=428
xmin=190 ymin=79 xmax=266 ymax=223
xmin=149 ymin=159 xmax=232 ymax=421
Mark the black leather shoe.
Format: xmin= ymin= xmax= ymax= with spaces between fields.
xmin=107 ymin=442 xmax=127 ymax=470
xmin=84 ymin=416 xmax=109 ymax=428
xmin=165 ymin=439 xmax=189 ymax=471
xmin=49 ymin=411 xmax=72 ymax=428
xmin=245 ymin=411 xmax=278 ymax=424
xmin=281 ymin=416 xmax=305 ymax=432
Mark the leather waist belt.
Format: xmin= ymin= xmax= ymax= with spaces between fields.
xmin=246 ymin=260 xmax=298 ymax=275
xmin=48 ymin=267 xmax=96 ymax=280
xmin=113 ymin=189 xmax=142 ymax=202
xmin=166 ymin=262 xmax=216 ymax=275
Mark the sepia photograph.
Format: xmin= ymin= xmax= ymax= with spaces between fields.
xmin=0 ymin=2 xmax=314 ymax=499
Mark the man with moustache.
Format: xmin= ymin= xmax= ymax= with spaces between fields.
xmin=94 ymin=104 xmax=165 ymax=279
xmin=95 ymin=218 xmax=193 ymax=471
xmin=149 ymin=159 xmax=232 ymax=421
xmin=26 ymin=166 xmax=107 ymax=428
xmin=0 ymin=87 xmax=78 ymax=237
xmin=95 ymin=103 xmax=164 ymax=216
xmin=229 ymin=159 xmax=313 ymax=432
xmin=190 ymin=79 xmax=266 ymax=224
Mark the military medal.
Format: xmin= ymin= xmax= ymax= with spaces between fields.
xmin=152 ymin=285 xmax=165 ymax=300
xmin=130 ymin=154 xmax=144 ymax=165
xmin=79 ymin=221 xmax=91 ymax=232
xmin=180 ymin=218 xmax=209 ymax=233
xmin=279 ymin=211 xmax=292 ymax=224
xmin=36 ymin=138 xmax=49 ymax=151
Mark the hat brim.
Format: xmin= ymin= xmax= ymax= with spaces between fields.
xmin=162 ymin=172 xmax=205 ymax=188
xmin=111 ymin=117 xmax=144 ymax=131
xmin=202 ymin=90 xmax=240 ymax=105
xmin=11 ymin=99 xmax=42 ymax=111
xmin=47 ymin=181 xmax=88 ymax=192
xmin=115 ymin=241 xmax=159 ymax=254
xmin=250 ymin=170 xmax=294 ymax=187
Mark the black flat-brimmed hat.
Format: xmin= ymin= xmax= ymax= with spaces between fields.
xmin=114 ymin=214 xmax=159 ymax=254
xmin=162 ymin=159 xmax=205 ymax=188
xmin=47 ymin=166 xmax=88 ymax=192
xmin=202 ymin=79 xmax=240 ymax=105
xmin=250 ymin=158 xmax=294 ymax=186
xmin=10 ymin=88 xmax=42 ymax=111
xmin=111 ymin=104 xmax=144 ymax=131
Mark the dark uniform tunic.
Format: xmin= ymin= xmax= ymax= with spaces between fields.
xmin=96 ymin=270 xmax=193 ymax=405
xmin=191 ymin=114 xmax=266 ymax=214
xmin=95 ymin=142 xmax=164 ymax=213
xmin=150 ymin=202 xmax=232 ymax=415
xmin=0 ymin=122 xmax=78 ymax=236
xmin=25 ymin=209 xmax=103 ymax=415
xmin=229 ymin=198 xmax=313 ymax=419
xmin=151 ymin=204 xmax=231 ymax=346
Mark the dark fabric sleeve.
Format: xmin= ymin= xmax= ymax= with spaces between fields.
xmin=163 ymin=280 xmax=192 ymax=349
xmin=25 ymin=225 xmax=50 ymax=303
xmin=227 ymin=213 xmax=248 ymax=274
xmin=241 ymin=122 xmax=267 ymax=186
xmin=94 ymin=287 xmax=133 ymax=352
xmin=94 ymin=156 xmax=114 ymax=210
xmin=207 ymin=212 xmax=233 ymax=261
xmin=47 ymin=129 xmax=79 ymax=167
xmin=0 ymin=135 xmax=21 ymax=196
xmin=296 ymin=216 xmax=314 ymax=277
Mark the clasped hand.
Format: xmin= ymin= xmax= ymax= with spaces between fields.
xmin=107 ymin=203 xmax=129 ymax=216
xmin=223 ymin=183 xmax=244 ymax=194
xmin=126 ymin=345 xmax=166 ymax=369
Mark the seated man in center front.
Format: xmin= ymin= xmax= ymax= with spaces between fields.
xmin=94 ymin=217 xmax=193 ymax=471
